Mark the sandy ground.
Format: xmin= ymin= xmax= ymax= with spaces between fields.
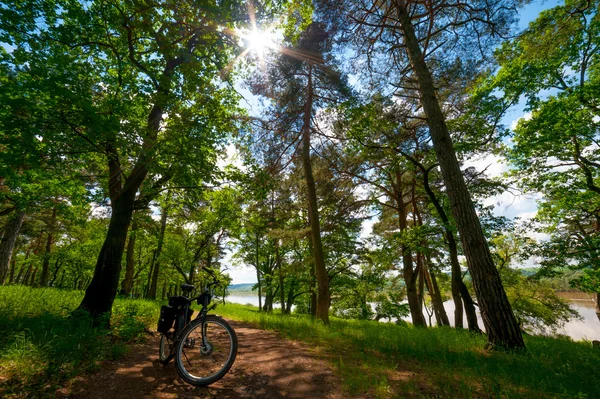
xmin=60 ymin=320 xmax=343 ymax=399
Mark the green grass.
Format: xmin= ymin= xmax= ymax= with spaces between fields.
xmin=0 ymin=286 xmax=160 ymax=398
xmin=216 ymin=303 xmax=600 ymax=398
xmin=2 ymin=287 xmax=598 ymax=399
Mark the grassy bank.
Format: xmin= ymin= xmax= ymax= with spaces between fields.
xmin=216 ymin=303 xmax=600 ymax=398
xmin=1 ymin=286 xmax=598 ymax=398
xmin=0 ymin=286 xmax=159 ymax=398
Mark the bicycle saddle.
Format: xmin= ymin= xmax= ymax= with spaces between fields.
xmin=181 ymin=284 xmax=196 ymax=293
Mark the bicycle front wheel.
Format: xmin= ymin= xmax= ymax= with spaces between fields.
xmin=159 ymin=333 xmax=174 ymax=365
xmin=174 ymin=315 xmax=238 ymax=386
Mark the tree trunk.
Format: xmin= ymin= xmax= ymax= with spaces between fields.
xmin=394 ymin=170 xmax=426 ymax=327
xmin=424 ymin=262 xmax=450 ymax=326
xmin=256 ymin=232 xmax=262 ymax=311
xmin=78 ymin=189 xmax=137 ymax=321
xmin=50 ymin=258 xmax=62 ymax=286
xmin=596 ymin=292 xmax=600 ymax=322
xmin=120 ymin=225 xmax=137 ymax=296
xmin=146 ymin=250 xmax=157 ymax=298
xmin=148 ymin=205 xmax=168 ymax=299
xmin=302 ymin=66 xmax=330 ymax=324
xmin=308 ymin=238 xmax=317 ymax=317
xmin=58 ymin=269 xmax=65 ymax=288
xmin=40 ymin=205 xmax=58 ymax=287
xmin=418 ymin=162 xmax=481 ymax=331
xmin=8 ymin=253 xmax=17 ymax=284
xmin=29 ymin=267 xmax=37 ymax=286
xmin=395 ymin=1 xmax=524 ymax=349
xmin=0 ymin=211 xmax=25 ymax=285
xmin=78 ymin=53 xmax=179 ymax=322
xmin=276 ymin=245 xmax=286 ymax=314
xmin=23 ymin=264 xmax=33 ymax=286
xmin=286 ymin=278 xmax=295 ymax=314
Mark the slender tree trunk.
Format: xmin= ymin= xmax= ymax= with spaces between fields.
xmin=394 ymin=169 xmax=426 ymax=327
xmin=276 ymin=245 xmax=286 ymax=314
xmin=302 ymin=66 xmax=330 ymax=324
xmin=29 ymin=268 xmax=37 ymax=286
xmin=148 ymin=205 xmax=168 ymax=299
xmin=8 ymin=254 xmax=17 ymax=284
xmin=0 ymin=211 xmax=25 ymax=285
xmin=423 ymin=259 xmax=450 ymax=326
xmin=146 ymin=250 xmax=157 ymax=298
xmin=451 ymin=257 xmax=465 ymax=328
xmin=256 ymin=232 xmax=262 ymax=311
xmin=58 ymin=269 xmax=65 ymax=288
xmin=596 ymin=292 xmax=600 ymax=322
xmin=418 ymin=255 xmax=425 ymax=314
xmin=40 ymin=205 xmax=58 ymax=287
xmin=23 ymin=264 xmax=33 ymax=286
xmin=15 ymin=247 xmax=30 ymax=284
xmin=308 ymin=239 xmax=317 ymax=317
xmin=395 ymin=1 xmax=523 ymax=349
xmin=286 ymin=278 xmax=295 ymax=314
xmin=50 ymin=258 xmax=61 ymax=286
xmin=418 ymin=162 xmax=480 ymax=331
xmin=120 ymin=225 xmax=137 ymax=295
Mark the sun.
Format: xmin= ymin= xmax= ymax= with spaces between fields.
xmin=239 ymin=27 xmax=277 ymax=57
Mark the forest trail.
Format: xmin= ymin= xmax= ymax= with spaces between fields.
xmin=59 ymin=320 xmax=343 ymax=399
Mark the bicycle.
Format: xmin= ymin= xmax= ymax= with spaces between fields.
xmin=157 ymin=267 xmax=238 ymax=386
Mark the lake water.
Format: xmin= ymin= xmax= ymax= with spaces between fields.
xmin=225 ymin=292 xmax=600 ymax=341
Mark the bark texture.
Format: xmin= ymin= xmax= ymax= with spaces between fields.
xmin=303 ymin=66 xmax=330 ymax=324
xmin=395 ymin=1 xmax=523 ymax=349
xmin=40 ymin=205 xmax=58 ymax=287
xmin=148 ymin=206 xmax=168 ymax=299
xmin=425 ymin=264 xmax=450 ymax=326
xmin=0 ymin=211 xmax=25 ymax=285
xmin=120 ymin=226 xmax=137 ymax=296
xmin=79 ymin=191 xmax=137 ymax=320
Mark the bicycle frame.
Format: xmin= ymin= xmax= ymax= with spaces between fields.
xmin=169 ymin=278 xmax=219 ymax=354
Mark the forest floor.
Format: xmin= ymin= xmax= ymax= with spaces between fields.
xmin=57 ymin=320 xmax=343 ymax=399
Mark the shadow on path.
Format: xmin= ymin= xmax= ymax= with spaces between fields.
xmin=62 ymin=320 xmax=341 ymax=399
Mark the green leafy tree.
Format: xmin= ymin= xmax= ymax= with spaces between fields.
xmin=481 ymin=0 xmax=600 ymax=318
xmin=1 ymin=0 xmax=245 ymax=321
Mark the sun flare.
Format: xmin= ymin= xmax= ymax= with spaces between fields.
xmin=239 ymin=28 xmax=278 ymax=56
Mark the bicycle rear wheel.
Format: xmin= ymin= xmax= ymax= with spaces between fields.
xmin=174 ymin=315 xmax=238 ymax=386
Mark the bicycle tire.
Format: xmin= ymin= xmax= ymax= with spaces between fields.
xmin=174 ymin=315 xmax=238 ymax=386
xmin=159 ymin=333 xmax=174 ymax=365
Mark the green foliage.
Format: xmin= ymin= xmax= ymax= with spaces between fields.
xmin=501 ymin=268 xmax=581 ymax=334
xmin=479 ymin=0 xmax=600 ymax=293
xmin=0 ymin=286 xmax=159 ymax=397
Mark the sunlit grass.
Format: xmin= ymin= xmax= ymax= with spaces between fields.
xmin=0 ymin=286 xmax=160 ymax=397
xmin=216 ymin=303 xmax=600 ymax=398
xmin=1 ymin=287 xmax=597 ymax=399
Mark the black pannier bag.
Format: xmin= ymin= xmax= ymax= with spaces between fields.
xmin=157 ymin=305 xmax=176 ymax=334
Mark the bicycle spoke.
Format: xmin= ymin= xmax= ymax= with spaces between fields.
xmin=175 ymin=316 xmax=237 ymax=385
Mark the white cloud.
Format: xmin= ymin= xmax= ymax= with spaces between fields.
xmin=510 ymin=111 xmax=532 ymax=131
xmin=463 ymin=153 xmax=508 ymax=179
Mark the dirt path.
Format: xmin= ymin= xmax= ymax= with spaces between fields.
xmin=60 ymin=320 xmax=342 ymax=399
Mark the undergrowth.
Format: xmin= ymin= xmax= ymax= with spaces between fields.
xmin=0 ymin=286 xmax=159 ymax=398
xmin=2 ymin=286 xmax=598 ymax=399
